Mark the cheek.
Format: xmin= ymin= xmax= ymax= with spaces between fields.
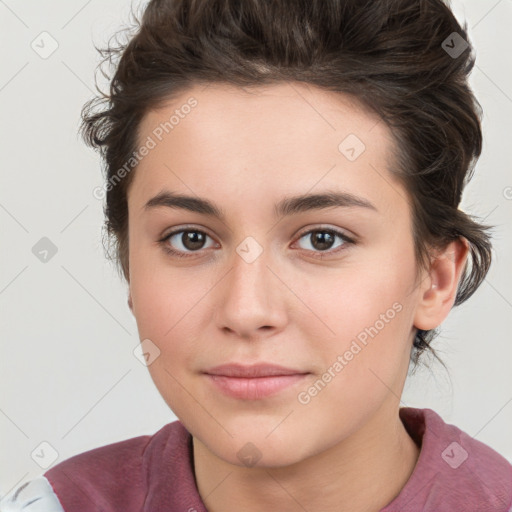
xmin=129 ymin=240 xmax=193 ymax=337
xmin=295 ymin=284 xmax=415 ymax=431
xmin=129 ymin=259 xmax=205 ymax=417
xmin=299 ymin=247 xmax=418 ymax=396
xmin=131 ymin=282 xmax=204 ymax=374
xmin=307 ymin=253 xmax=416 ymax=342
xmin=129 ymin=252 xmax=215 ymax=382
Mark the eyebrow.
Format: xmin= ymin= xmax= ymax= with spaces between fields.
xmin=143 ymin=190 xmax=377 ymax=221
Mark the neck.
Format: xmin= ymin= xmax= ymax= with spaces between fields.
xmin=192 ymin=403 xmax=420 ymax=512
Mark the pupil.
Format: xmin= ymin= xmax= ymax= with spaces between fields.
xmin=183 ymin=231 xmax=205 ymax=250
xmin=312 ymin=231 xmax=334 ymax=251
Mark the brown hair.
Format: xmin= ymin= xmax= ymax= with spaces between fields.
xmin=81 ymin=0 xmax=492 ymax=371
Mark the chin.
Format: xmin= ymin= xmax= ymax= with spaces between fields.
xmin=193 ymin=419 xmax=315 ymax=469
xmin=216 ymin=437 xmax=312 ymax=469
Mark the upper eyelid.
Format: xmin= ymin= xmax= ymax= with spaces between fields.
xmin=295 ymin=225 xmax=353 ymax=239
xmin=162 ymin=225 xmax=217 ymax=243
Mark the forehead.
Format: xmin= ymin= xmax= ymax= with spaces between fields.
xmin=129 ymin=82 xmax=404 ymax=217
xmin=137 ymin=81 xmax=389 ymax=149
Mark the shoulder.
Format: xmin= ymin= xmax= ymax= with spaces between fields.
xmin=419 ymin=407 xmax=512 ymax=471
xmin=1 ymin=421 xmax=188 ymax=512
xmin=395 ymin=407 xmax=512 ymax=511
xmin=46 ymin=421 xmax=186 ymax=512
xmin=0 ymin=476 xmax=64 ymax=512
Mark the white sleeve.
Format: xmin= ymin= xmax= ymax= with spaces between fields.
xmin=0 ymin=476 xmax=64 ymax=512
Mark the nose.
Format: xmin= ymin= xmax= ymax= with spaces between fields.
xmin=214 ymin=246 xmax=287 ymax=340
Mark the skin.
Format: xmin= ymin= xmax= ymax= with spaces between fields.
xmin=126 ymin=82 xmax=468 ymax=512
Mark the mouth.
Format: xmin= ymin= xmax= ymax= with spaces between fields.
xmin=202 ymin=363 xmax=310 ymax=400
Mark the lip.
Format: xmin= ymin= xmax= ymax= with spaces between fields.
xmin=203 ymin=363 xmax=310 ymax=400
xmin=205 ymin=363 xmax=307 ymax=378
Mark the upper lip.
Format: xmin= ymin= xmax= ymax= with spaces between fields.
xmin=204 ymin=363 xmax=309 ymax=378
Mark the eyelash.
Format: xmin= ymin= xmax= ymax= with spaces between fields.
xmin=158 ymin=226 xmax=356 ymax=260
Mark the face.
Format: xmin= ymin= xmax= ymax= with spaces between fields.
xmin=127 ymin=82 xmax=425 ymax=467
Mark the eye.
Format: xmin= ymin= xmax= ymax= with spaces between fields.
xmin=294 ymin=227 xmax=354 ymax=257
xmin=158 ymin=226 xmax=355 ymax=259
xmin=158 ymin=227 xmax=217 ymax=258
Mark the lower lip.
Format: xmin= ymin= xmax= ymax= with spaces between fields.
xmin=205 ymin=374 xmax=308 ymax=400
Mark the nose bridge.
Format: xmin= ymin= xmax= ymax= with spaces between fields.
xmin=215 ymin=237 xmax=284 ymax=336
xmin=228 ymin=239 xmax=272 ymax=306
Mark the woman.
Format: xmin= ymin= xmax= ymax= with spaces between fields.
xmin=2 ymin=0 xmax=511 ymax=510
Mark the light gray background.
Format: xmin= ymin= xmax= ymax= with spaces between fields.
xmin=1 ymin=0 xmax=511 ymax=495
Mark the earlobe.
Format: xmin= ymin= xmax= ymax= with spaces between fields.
xmin=128 ymin=292 xmax=133 ymax=312
xmin=413 ymin=238 xmax=469 ymax=331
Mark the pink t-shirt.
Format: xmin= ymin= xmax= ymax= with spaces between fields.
xmin=39 ymin=407 xmax=512 ymax=511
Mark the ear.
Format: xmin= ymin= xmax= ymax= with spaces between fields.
xmin=128 ymin=291 xmax=134 ymax=313
xmin=413 ymin=237 xmax=469 ymax=331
